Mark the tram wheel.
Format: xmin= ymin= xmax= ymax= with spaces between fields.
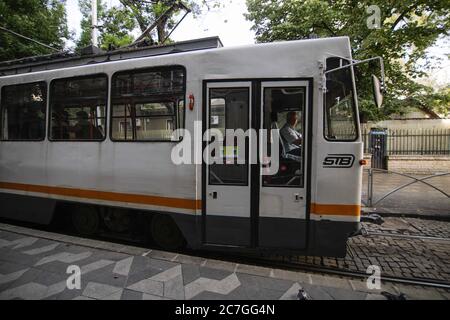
xmin=150 ymin=214 xmax=185 ymax=250
xmin=71 ymin=206 xmax=100 ymax=236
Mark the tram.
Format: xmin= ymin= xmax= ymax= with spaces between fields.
xmin=0 ymin=36 xmax=384 ymax=257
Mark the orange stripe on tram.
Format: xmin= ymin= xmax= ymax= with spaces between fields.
xmin=0 ymin=181 xmax=201 ymax=211
xmin=311 ymin=203 xmax=361 ymax=217
xmin=0 ymin=182 xmax=360 ymax=217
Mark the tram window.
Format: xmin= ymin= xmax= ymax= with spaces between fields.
xmin=111 ymin=66 xmax=185 ymax=141
xmin=1 ymin=82 xmax=46 ymax=141
xmin=49 ymin=74 xmax=107 ymax=141
xmin=324 ymin=57 xmax=358 ymax=141
xmin=262 ymin=87 xmax=305 ymax=187
xmin=208 ymin=88 xmax=249 ymax=186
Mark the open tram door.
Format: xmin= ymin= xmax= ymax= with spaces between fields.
xmin=202 ymin=80 xmax=311 ymax=250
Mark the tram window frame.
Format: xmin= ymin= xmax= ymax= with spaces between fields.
xmin=48 ymin=73 xmax=108 ymax=142
xmin=207 ymin=87 xmax=250 ymax=187
xmin=0 ymin=81 xmax=48 ymax=142
xmin=262 ymin=86 xmax=306 ymax=188
xmin=323 ymin=57 xmax=359 ymax=142
xmin=110 ymin=65 xmax=186 ymax=142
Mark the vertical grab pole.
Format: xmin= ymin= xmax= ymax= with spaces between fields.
xmin=367 ymin=168 xmax=373 ymax=207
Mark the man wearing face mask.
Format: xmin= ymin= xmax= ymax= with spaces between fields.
xmin=280 ymin=111 xmax=302 ymax=157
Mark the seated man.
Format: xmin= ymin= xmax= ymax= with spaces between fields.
xmin=52 ymin=110 xmax=70 ymax=139
xmin=72 ymin=110 xmax=102 ymax=140
xmin=280 ymin=111 xmax=302 ymax=157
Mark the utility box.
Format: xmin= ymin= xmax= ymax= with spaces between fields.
xmin=369 ymin=128 xmax=388 ymax=170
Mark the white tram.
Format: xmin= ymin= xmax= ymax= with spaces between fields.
xmin=0 ymin=37 xmax=384 ymax=257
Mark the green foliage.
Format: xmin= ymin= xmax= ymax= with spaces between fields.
xmin=76 ymin=0 xmax=136 ymax=51
xmin=76 ymin=0 xmax=221 ymax=50
xmin=246 ymin=0 xmax=450 ymax=120
xmin=403 ymin=83 xmax=450 ymax=117
xmin=0 ymin=0 xmax=70 ymax=61
xmin=118 ymin=0 xmax=222 ymax=43
xmin=101 ymin=6 xmax=136 ymax=49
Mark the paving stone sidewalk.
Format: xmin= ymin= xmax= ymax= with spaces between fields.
xmin=0 ymin=224 xmax=447 ymax=300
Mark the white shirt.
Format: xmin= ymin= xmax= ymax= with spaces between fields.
xmin=280 ymin=123 xmax=302 ymax=153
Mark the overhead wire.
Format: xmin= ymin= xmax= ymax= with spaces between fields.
xmin=0 ymin=26 xmax=61 ymax=52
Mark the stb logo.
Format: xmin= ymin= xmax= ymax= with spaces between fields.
xmin=323 ymin=154 xmax=355 ymax=168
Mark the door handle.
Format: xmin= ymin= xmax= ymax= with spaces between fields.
xmin=209 ymin=191 xmax=218 ymax=199
xmin=294 ymin=193 xmax=303 ymax=202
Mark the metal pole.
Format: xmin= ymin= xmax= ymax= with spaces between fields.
xmin=161 ymin=9 xmax=190 ymax=44
xmin=367 ymin=168 xmax=373 ymax=207
xmin=91 ymin=0 xmax=98 ymax=47
xmin=133 ymin=4 xmax=177 ymax=44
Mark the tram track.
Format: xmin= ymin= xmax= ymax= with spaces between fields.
xmin=199 ymin=226 xmax=450 ymax=290
xmin=190 ymin=242 xmax=450 ymax=290
xmin=227 ymin=253 xmax=450 ymax=290
xmin=360 ymin=218 xmax=450 ymax=241
xmin=362 ymin=230 xmax=450 ymax=242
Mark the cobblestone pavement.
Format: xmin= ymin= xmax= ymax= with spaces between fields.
xmin=361 ymin=171 xmax=450 ymax=217
xmin=286 ymin=218 xmax=450 ymax=282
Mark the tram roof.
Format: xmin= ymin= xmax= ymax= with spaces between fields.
xmin=0 ymin=36 xmax=224 ymax=77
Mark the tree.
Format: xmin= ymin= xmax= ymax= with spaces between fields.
xmin=0 ymin=0 xmax=70 ymax=61
xmin=245 ymin=0 xmax=450 ymax=120
xmin=76 ymin=0 xmax=136 ymax=51
xmin=118 ymin=0 xmax=222 ymax=43
xmin=76 ymin=0 xmax=221 ymax=51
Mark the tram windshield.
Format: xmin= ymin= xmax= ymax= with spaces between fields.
xmin=324 ymin=57 xmax=358 ymax=141
xmin=324 ymin=56 xmax=385 ymax=141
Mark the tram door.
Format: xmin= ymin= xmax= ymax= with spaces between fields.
xmin=203 ymin=80 xmax=310 ymax=249
xmin=204 ymin=82 xmax=252 ymax=246
xmin=259 ymin=81 xmax=309 ymax=249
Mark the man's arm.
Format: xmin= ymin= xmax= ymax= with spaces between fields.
xmin=281 ymin=127 xmax=302 ymax=145
xmin=281 ymin=126 xmax=296 ymax=143
xmin=291 ymin=130 xmax=302 ymax=145
xmin=292 ymin=137 xmax=302 ymax=145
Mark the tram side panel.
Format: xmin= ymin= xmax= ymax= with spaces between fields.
xmin=0 ymin=87 xmax=199 ymax=246
xmin=0 ymin=141 xmax=56 ymax=224
xmin=309 ymin=141 xmax=363 ymax=257
xmin=306 ymin=54 xmax=363 ymax=257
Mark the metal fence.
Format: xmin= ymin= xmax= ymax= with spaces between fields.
xmin=362 ymin=168 xmax=450 ymax=208
xmin=362 ymin=128 xmax=450 ymax=155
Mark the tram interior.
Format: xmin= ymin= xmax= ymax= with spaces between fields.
xmin=263 ymin=87 xmax=305 ymax=187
